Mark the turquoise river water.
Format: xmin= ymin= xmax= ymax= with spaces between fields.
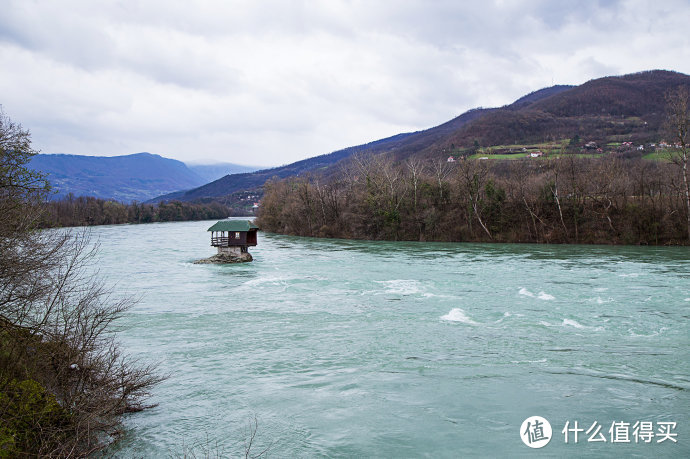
xmin=96 ymin=219 xmax=689 ymax=457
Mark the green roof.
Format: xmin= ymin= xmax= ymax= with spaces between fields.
xmin=207 ymin=220 xmax=259 ymax=232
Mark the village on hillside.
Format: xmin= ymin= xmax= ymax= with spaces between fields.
xmin=444 ymin=138 xmax=683 ymax=162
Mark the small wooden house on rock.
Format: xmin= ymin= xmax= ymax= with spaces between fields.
xmin=195 ymin=220 xmax=259 ymax=264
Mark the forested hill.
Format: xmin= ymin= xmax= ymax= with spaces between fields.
xmin=506 ymin=85 xmax=575 ymax=109
xmin=148 ymin=131 xmax=419 ymax=202
xmin=254 ymin=70 xmax=690 ymax=246
xmin=149 ymin=83 xmax=570 ymax=203
xmin=28 ymin=152 xmax=207 ymax=202
xmin=442 ymin=70 xmax=690 ymax=149
xmin=151 ymin=69 xmax=690 ymax=204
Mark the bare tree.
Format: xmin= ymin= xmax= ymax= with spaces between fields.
xmin=456 ymin=159 xmax=492 ymax=239
xmin=405 ymin=158 xmax=427 ymax=239
xmin=510 ymin=161 xmax=548 ymax=241
xmin=665 ymin=86 xmax=690 ymax=240
xmin=548 ymin=162 xmax=569 ymax=240
xmin=257 ymin=144 xmax=688 ymax=245
xmin=431 ymin=158 xmax=453 ymax=202
xmin=1 ymin=109 xmax=162 ymax=456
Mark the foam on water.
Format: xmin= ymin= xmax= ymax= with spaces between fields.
xmin=629 ymin=329 xmax=661 ymax=338
xmin=375 ymin=279 xmax=423 ymax=295
xmin=539 ymin=319 xmax=603 ymax=331
xmin=92 ymin=221 xmax=690 ymax=457
xmin=562 ymin=319 xmax=604 ymax=331
xmin=243 ymin=275 xmax=292 ymax=287
xmin=562 ymin=318 xmax=585 ymax=329
xmin=440 ymin=308 xmax=478 ymax=325
xmin=520 ymin=287 xmax=554 ymax=300
xmin=495 ymin=311 xmax=520 ymax=323
xmin=422 ymin=292 xmax=457 ymax=299
xmin=594 ymin=296 xmax=615 ymax=304
xmin=511 ymin=358 xmax=547 ymax=364
xmin=518 ymin=287 xmax=535 ymax=297
xmin=618 ymin=272 xmax=642 ymax=278
xmin=537 ymin=291 xmax=555 ymax=300
xmin=495 ymin=311 xmax=527 ymax=323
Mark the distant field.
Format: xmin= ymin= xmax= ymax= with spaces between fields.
xmin=467 ymin=152 xmax=603 ymax=160
xmin=643 ymin=150 xmax=677 ymax=162
xmin=457 ymin=139 xmax=680 ymax=162
xmin=467 ymin=153 xmax=528 ymax=160
xmin=551 ymin=153 xmax=605 ymax=159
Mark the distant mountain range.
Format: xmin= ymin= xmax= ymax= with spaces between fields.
xmin=28 ymin=152 xmax=257 ymax=202
xmin=151 ymin=69 xmax=690 ymax=203
xmin=148 ymin=132 xmax=418 ymax=203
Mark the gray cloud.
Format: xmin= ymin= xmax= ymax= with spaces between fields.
xmin=1 ymin=0 xmax=689 ymax=167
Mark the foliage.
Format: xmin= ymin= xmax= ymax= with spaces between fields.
xmin=444 ymin=71 xmax=690 ymax=150
xmin=256 ymin=153 xmax=688 ymax=246
xmin=0 ymin=377 xmax=71 ymax=456
xmin=39 ymin=195 xmax=238 ymax=228
xmin=664 ymin=85 xmax=690 ymax=240
xmin=0 ymin=109 xmax=162 ymax=456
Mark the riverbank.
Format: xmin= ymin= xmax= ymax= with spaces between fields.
xmin=256 ymin=156 xmax=690 ymax=246
xmin=38 ymin=195 xmax=253 ymax=228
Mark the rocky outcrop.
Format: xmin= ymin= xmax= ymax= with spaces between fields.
xmin=193 ymin=252 xmax=253 ymax=264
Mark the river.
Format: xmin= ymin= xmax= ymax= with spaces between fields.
xmin=97 ymin=219 xmax=689 ymax=457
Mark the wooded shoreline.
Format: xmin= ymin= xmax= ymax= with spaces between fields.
xmin=256 ymin=155 xmax=690 ymax=246
xmin=38 ymin=196 xmax=250 ymax=228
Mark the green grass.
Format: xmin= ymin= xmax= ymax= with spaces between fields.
xmin=476 ymin=140 xmax=569 ymax=153
xmin=643 ymin=151 xmax=676 ymax=162
xmin=467 ymin=153 xmax=531 ymax=160
xmin=458 ymin=139 xmax=680 ymax=162
xmin=466 ymin=152 xmax=605 ymax=161
xmin=551 ymin=153 xmax=604 ymax=159
xmin=467 ymin=153 xmax=528 ymax=160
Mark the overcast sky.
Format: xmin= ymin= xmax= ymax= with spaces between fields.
xmin=1 ymin=0 xmax=690 ymax=167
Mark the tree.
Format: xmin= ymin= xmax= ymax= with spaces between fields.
xmin=0 ymin=109 xmax=161 ymax=456
xmin=456 ymin=158 xmax=492 ymax=239
xmin=405 ymin=158 xmax=426 ymax=239
xmin=665 ymin=86 xmax=690 ymax=240
xmin=0 ymin=109 xmax=50 ymax=234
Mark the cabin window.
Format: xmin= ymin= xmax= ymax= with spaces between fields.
xmin=235 ymin=232 xmax=240 ymax=239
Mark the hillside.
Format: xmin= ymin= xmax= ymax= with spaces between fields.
xmin=149 ymin=132 xmax=419 ymax=202
xmin=28 ymin=152 xmax=207 ymax=202
xmin=151 ymin=70 xmax=690 ymax=204
xmin=507 ymin=85 xmax=575 ymax=109
xmin=443 ymin=70 xmax=689 ymax=149
xmin=150 ymin=87 xmax=566 ymax=203
xmin=187 ymin=162 xmax=260 ymax=183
